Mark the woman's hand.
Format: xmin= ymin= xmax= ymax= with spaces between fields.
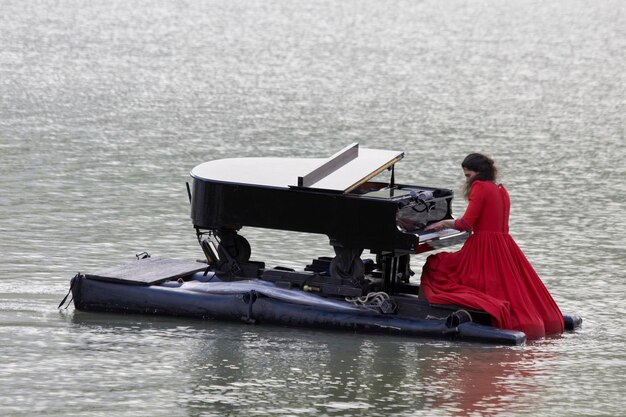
xmin=425 ymin=219 xmax=455 ymax=231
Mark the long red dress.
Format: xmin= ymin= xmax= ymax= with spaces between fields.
xmin=420 ymin=180 xmax=564 ymax=339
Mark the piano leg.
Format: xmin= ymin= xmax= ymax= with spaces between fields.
xmin=329 ymin=246 xmax=364 ymax=284
xmin=216 ymin=229 xmax=251 ymax=264
xmin=198 ymin=229 xmax=253 ymax=277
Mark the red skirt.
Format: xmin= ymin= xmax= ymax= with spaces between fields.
xmin=420 ymin=232 xmax=564 ymax=339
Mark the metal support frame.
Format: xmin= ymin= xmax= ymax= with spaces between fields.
xmin=380 ymin=252 xmax=411 ymax=294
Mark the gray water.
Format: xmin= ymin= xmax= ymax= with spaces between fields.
xmin=1 ymin=0 xmax=625 ymax=415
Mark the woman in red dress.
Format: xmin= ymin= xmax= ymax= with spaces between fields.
xmin=420 ymin=153 xmax=564 ymax=339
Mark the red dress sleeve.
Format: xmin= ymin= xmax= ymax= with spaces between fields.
xmin=454 ymin=181 xmax=485 ymax=231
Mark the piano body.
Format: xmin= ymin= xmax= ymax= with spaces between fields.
xmin=189 ymin=143 xmax=469 ymax=296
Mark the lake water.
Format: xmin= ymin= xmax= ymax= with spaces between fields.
xmin=1 ymin=0 xmax=625 ymax=415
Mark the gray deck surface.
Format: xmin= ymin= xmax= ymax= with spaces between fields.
xmin=85 ymin=257 xmax=207 ymax=285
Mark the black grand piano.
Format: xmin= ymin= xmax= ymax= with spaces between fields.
xmin=189 ymin=143 xmax=469 ymax=297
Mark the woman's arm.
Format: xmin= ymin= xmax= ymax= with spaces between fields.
xmin=424 ymin=181 xmax=486 ymax=232
xmin=457 ymin=181 xmax=485 ymax=230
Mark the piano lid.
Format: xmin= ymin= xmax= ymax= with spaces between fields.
xmin=190 ymin=143 xmax=404 ymax=193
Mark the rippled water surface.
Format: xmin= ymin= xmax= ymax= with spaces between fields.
xmin=1 ymin=0 xmax=625 ymax=415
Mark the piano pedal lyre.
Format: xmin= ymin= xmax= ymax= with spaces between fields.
xmin=200 ymin=237 xmax=220 ymax=265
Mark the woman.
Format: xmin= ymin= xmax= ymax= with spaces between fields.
xmin=420 ymin=153 xmax=564 ymax=339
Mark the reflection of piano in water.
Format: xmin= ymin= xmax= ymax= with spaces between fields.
xmin=189 ymin=143 xmax=469 ymax=299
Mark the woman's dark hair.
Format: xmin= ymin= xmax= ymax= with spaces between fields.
xmin=461 ymin=153 xmax=498 ymax=199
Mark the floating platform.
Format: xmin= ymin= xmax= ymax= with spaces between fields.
xmin=66 ymin=257 xmax=582 ymax=345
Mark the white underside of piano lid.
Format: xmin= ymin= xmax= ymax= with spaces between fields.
xmin=191 ymin=157 xmax=324 ymax=188
xmin=190 ymin=148 xmax=403 ymax=192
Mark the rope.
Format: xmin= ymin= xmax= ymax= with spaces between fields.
xmin=58 ymin=274 xmax=77 ymax=309
xmin=455 ymin=309 xmax=472 ymax=322
xmin=345 ymin=292 xmax=392 ymax=312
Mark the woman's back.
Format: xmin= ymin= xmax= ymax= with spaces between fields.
xmin=456 ymin=181 xmax=510 ymax=233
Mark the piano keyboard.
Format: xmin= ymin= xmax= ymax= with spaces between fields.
xmin=415 ymin=228 xmax=468 ymax=244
